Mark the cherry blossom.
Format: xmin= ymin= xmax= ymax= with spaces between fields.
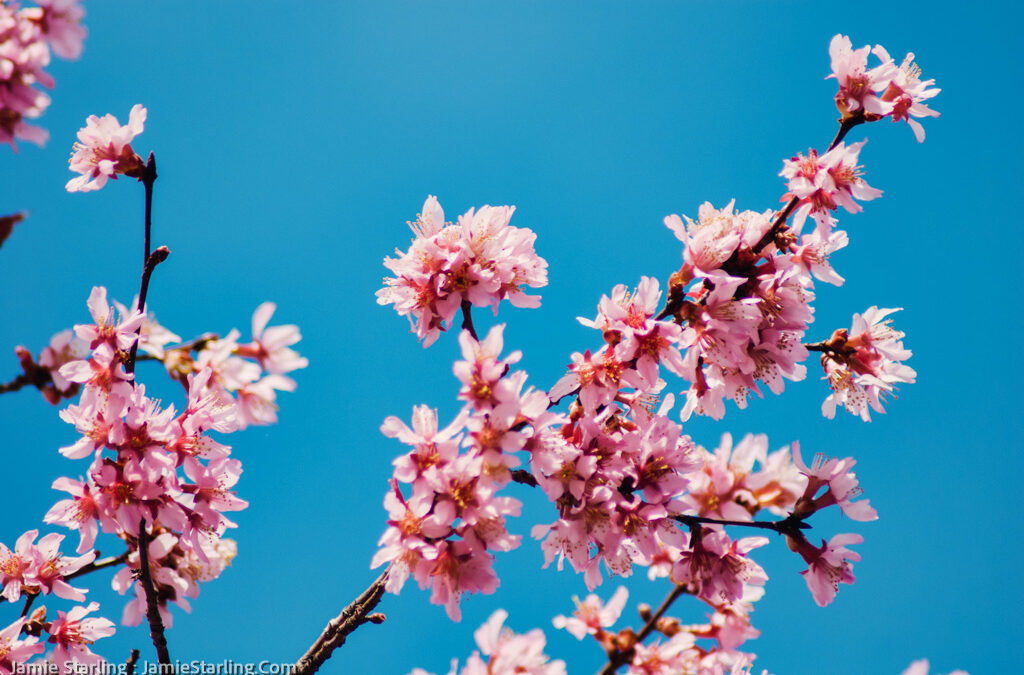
xmin=0 ymin=617 xmax=44 ymax=674
xmin=377 ymin=196 xmax=548 ymax=347
xmin=45 ymin=601 xmax=116 ymax=670
xmin=65 ymin=104 xmax=147 ymax=192
xmin=818 ymin=307 xmax=916 ymax=421
xmin=410 ymin=610 xmax=566 ymax=675
xmin=552 ymin=586 xmax=628 ymax=640
xmin=793 ymin=532 xmax=863 ymax=607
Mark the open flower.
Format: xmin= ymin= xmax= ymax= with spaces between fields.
xmin=66 ymin=104 xmax=146 ymax=192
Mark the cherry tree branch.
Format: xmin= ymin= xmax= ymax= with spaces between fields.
xmin=461 ymin=300 xmax=478 ymax=340
xmin=138 ymin=519 xmax=171 ymax=666
xmin=125 ymin=649 xmax=141 ymax=675
xmin=126 ymin=246 xmax=170 ymax=375
xmin=65 ymin=549 xmax=131 ymax=581
xmin=673 ymin=513 xmax=810 ymax=536
xmin=293 ymin=568 xmax=390 ymax=675
xmin=595 ymin=584 xmax=690 ymax=675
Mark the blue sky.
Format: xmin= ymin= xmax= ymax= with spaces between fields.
xmin=2 ymin=2 xmax=1021 ymax=674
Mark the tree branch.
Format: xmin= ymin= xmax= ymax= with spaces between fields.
xmin=460 ymin=300 xmax=478 ymax=341
xmin=138 ymin=519 xmax=171 ymax=665
xmin=293 ymin=568 xmax=390 ymax=675
xmin=595 ymin=583 xmax=690 ymax=675
xmin=672 ymin=513 xmax=809 ymax=537
xmin=66 ymin=549 xmax=131 ymax=582
xmin=125 ymin=649 xmax=141 ymax=675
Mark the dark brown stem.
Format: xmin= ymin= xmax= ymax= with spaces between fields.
xmin=595 ymin=584 xmax=690 ymax=675
xmin=138 ymin=519 xmax=171 ymax=665
xmin=126 ymin=246 xmax=170 ymax=375
xmin=460 ymin=300 xmax=478 ymax=340
xmin=510 ymin=469 xmax=539 ymax=488
xmin=125 ymin=649 xmax=141 ymax=675
xmin=293 ymin=568 xmax=390 ymax=675
xmin=672 ymin=513 xmax=810 ymax=537
xmin=19 ymin=593 xmax=35 ymax=618
xmin=142 ymin=153 xmax=156 ymax=267
xmin=65 ymin=549 xmax=131 ymax=581
xmin=0 ymin=373 xmax=40 ymax=395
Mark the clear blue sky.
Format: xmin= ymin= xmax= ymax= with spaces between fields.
xmin=2 ymin=2 xmax=1020 ymax=674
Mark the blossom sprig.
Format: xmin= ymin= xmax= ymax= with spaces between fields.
xmin=0 ymin=530 xmax=95 ymax=604
xmin=377 ymin=196 xmax=549 ymax=347
xmin=410 ymin=609 xmax=566 ymax=675
xmin=829 ymin=34 xmax=940 ymax=141
xmin=809 ymin=306 xmax=916 ymax=421
xmin=0 ymin=0 xmax=86 ymax=150
xmin=65 ymin=103 xmax=147 ymax=192
xmin=373 ymin=325 xmax=546 ymax=620
xmin=36 ymin=287 xmax=303 ymax=629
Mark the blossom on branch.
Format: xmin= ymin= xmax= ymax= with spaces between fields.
xmin=377 ymin=196 xmax=548 ymax=347
xmin=65 ymin=103 xmax=147 ymax=192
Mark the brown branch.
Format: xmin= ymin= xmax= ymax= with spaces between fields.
xmin=66 ymin=549 xmax=131 ymax=581
xmin=673 ymin=513 xmax=809 ymax=537
xmin=125 ymin=649 xmax=141 ymax=675
xmin=126 ymin=246 xmax=170 ymax=375
xmin=460 ymin=300 xmax=478 ymax=340
xmin=0 ymin=212 xmax=25 ymax=251
xmin=510 ymin=469 xmax=538 ymax=488
xmin=138 ymin=519 xmax=171 ymax=665
xmin=293 ymin=568 xmax=390 ymax=675
xmin=595 ymin=584 xmax=690 ymax=675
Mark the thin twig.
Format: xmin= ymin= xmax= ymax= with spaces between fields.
xmin=126 ymin=246 xmax=170 ymax=375
xmin=65 ymin=549 xmax=131 ymax=581
xmin=673 ymin=513 xmax=809 ymax=536
xmin=125 ymin=649 xmax=141 ymax=675
xmin=595 ymin=584 xmax=690 ymax=675
xmin=138 ymin=519 xmax=171 ymax=665
xmin=293 ymin=568 xmax=390 ymax=675
xmin=460 ymin=300 xmax=478 ymax=340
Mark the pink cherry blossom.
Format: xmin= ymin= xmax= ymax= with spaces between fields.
xmin=65 ymin=103 xmax=146 ymax=192
xmin=819 ymin=307 xmax=916 ymax=421
xmin=876 ymin=48 xmax=941 ymax=142
xmin=46 ymin=601 xmax=116 ymax=669
xmin=0 ymin=617 xmax=44 ymax=674
xmin=781 ymin=141 xmax=882 ymax=233
xmin=236 ymin=302 xmax=308 ymax=375
xmin=412 ymin=610 xmax=566 ymax=675
xmin=827 ymin=34 xmax=897 ymax=118
xmin=43 ymin=476 xmax=100 ymax=554
xmin=794 ymin=532 xmax=863 ymax=606
xmin=552 ymin=586 xmax=628 ymax=640
xmin=791 ymin=442 xmax=877 ymax=522
xmin=29 ymin=0 xmax=86 ymax=60
xmin=378 ymin=196 xmax=548 ymax=347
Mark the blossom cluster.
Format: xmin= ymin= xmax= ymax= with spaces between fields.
xmin=0 ymin=602 xmax=114 ymax=674
xmin=410 ymin=609 xmax=565 ymax=675
xmin=376 ymin=196 xmax=548 ymax=347
xmin=410 ymin=598 xmax=968 ymax=675
xmin=372 ymin=326 xmax=547 ymax=620
xmin=0 ymin=0 xmax=85 ymax=150
xmin=0 ymin=285 xmax=306 ymax=666
xmin=0 ymin=530 xmax=113 ymax=670
xmin=828 ymin=34 xmax=940 ymax=142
